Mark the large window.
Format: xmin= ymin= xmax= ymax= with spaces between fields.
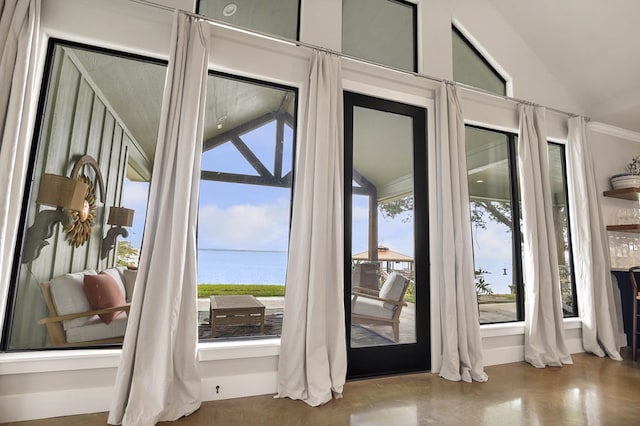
xmin=343 ymin=0 xmax=417 ymax=72
xmin=197 ymin=0 xmax=301 ymax=40
xmin=466 ymin=126 xmax=522 ymax=323
xmin=548 ymin=143 xmax=577 ymax=317
xmin=3 ymin=41 xmax=165 ymax=350
xmin=466 ymin=126 xmax=576 ymax=324
xmin=452 ymin=26 xmax=506 ymax=96
xmin=197 ymin=72 xmax=296 ymax=341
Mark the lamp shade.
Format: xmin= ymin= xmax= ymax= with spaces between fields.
xmin=107 ymin=206 xmax=134 ymax=227
xmin=36 ymin=174 xmax=88 ymax=211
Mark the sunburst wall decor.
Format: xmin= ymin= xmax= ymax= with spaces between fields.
xmin=63 ymin=154 xmax=106 ymax=248
xmin=64 ymin=175 xmax=96 ymax=247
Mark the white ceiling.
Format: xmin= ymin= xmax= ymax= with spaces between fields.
xmin=488 ymin=0 xmax=640 ymax=132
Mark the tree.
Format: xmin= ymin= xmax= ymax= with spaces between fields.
xmin=116 ymin=240 xmax=139 ymax=267
xmin=379 ymin=195 xmax=514 ymax=230
xmin=378 ymin=196 xmax=414 ymax=223
xmin=474 ymin=268 xmax=494 ymax=295
xmin=470 ymin=200 xmax=512 ymax=230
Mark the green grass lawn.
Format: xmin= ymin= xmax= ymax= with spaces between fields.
xmin=477 ymin=293 xmax=516 ymax=303
xmin=197 ymin=284 xmax=285 ymax=298
xmin=198 ymin=284 xmax=513 ymax=305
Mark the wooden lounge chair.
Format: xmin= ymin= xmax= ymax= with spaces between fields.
xmin=351 ymin=272 xmax=409 ymax=342
xmin=37 ymin=269 xmax=131 ymax=347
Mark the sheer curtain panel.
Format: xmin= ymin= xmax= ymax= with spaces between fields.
xmin=0 ymin=0 xmax=40 ymax=339
xmin=108 ymin=12 xmax=210 ymax=426
xmin=432 ymin=82 xmax=487 ymax=382
xmin=567 ymin=117 xmax=622 ymax=360
xmin=275 ymin=50 xmax=347 ymax=407
xmin=518 ymin=104 xmax=572 ymax=368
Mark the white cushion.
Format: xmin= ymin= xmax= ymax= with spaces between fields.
xmin=378 ymin=273 xmax=407 ymax=310
xmin=352 ymin=297 xmax=394 ymax=319
xmin=122 ymin=269 xmax=137 ymax=302
xmin=65 ymin=313 xmax=128 ymax=343
xmin=50 ymin=270 xmax=97 ymax=331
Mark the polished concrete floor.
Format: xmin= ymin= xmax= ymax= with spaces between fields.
xmin=8 ymin=350 xmax=640 ymax=426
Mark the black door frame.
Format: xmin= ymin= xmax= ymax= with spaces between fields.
xmin=344 ymin=91 xmax=429 ymax=378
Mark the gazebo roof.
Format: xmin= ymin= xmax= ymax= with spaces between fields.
xmin=353 ymin=246 xmax=413 ymax=262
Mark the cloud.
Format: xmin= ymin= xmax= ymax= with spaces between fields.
xmin=122 ymin=180 xmax=149 ymax=210
xmin=198 ymin=198 xmax=291 ymax=251
xmin=472 ymin=221 xmax=513 ymax=261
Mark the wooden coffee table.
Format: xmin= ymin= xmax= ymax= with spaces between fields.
xmin=210 ymin=295 xmax=265 ymax=337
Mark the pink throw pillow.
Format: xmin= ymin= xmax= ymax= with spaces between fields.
xmin=83 ymin=272 xmax=126 ymax=324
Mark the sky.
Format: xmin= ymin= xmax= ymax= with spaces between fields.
xmin=471 ymin=219 xmax=514 ymax=294
xmin=122 ymin=120 xmax=295 ymax=254
xmin=121 ymin=179 xmax=149 ymax=249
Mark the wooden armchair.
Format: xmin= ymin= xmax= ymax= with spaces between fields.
xmin=351 ymin=272 xmax=409 ymax=342
xmin=38 ymin=278 xmax=130 ymax=347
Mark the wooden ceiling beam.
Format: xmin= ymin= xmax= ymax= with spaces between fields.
xmin=230 ymin=136 xmax=272 ymax=178
xmin=274 ymin=115 xmax=285 ymax=179
xmin=353 ymin=169 xmax=376 ymax=194
xmin=203 ymin=111 xmax=276 ymax=152
xmin=201 ymin=170 xmax=291 ymax=188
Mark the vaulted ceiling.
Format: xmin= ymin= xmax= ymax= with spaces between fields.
xmin=488 ymin=0 xmax=640 ymax=132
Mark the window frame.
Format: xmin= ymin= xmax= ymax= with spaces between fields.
xmin=452 ymin=25 xmax=507 ymax=96
xmin=196 ymin=69 xmax=299 ymax=342
xmin=1 ymin=39 xmax=168 ymax=351
xmin=547 ymin=141 xmax=578 ymax=318
xmin=342 ymin=0 xmax=419 ymax=73
xmin=467 ymin=125 xmax=578 ymax=324
xmin=466 ymin=125 xmax=523 ymax=323
xmin=196 ymin=0 xmax=303 ymax=42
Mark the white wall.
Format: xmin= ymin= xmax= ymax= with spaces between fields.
xmin=449 ymin=0 xmax=584 ymax=115
xmin=590 ymin=123 xmax=640 ymax=227
xmin=0 ymin=0 xmax=624 ymax=422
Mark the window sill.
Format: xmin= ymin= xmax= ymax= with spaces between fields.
xmin=480 ymin=321 xmax=525 ymax=338
xmin=0 ymin=338 xmax=282 ymax=376
xmin=198 ymin=337 xmax=280 ymax=362
xmin=0 ymin=349 xmax=122 ymax=375
xmin=480 ymin=317 xmax=581 ymax=338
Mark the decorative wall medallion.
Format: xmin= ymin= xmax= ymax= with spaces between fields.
xmin=64 ymin=175 xmax=96 ymax=247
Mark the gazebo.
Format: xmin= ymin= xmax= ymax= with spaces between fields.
xmin=353 ymin=246 xmax=414 ymax=274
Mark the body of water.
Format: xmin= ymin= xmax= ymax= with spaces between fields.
xmin=197 ymin=249 xmax=288 ymax=285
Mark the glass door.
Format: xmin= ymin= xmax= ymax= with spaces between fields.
xmin=344 ymin=92 xmax=429 ymax=378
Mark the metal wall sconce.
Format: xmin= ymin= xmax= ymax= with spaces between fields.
xmin=22 ymin=174 xmax=89 ymax=264
xmin=100 ymin=206 xmax=134 ymax=259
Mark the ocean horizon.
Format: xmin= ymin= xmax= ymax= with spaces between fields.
xmin=197 ymin=248 xmax=288 ymax=285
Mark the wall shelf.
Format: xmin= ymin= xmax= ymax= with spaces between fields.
xmin=604 ymin=188 xmax=640 ymax=232
xmin=603 ymin=187 xmax=640 ymax=201
xmin=607 ymin=224 xmax=640 ymax=233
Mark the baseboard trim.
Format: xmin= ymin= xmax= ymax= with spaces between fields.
xmin=0 ymin=386 xmax=112 ymax=423
xmin=201 ymin=371 xmax=278 ymax=401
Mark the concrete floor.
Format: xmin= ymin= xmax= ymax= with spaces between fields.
xmin=9 ymin=349 xmax=640 ymax=425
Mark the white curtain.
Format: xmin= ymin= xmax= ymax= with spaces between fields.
xmin=0 ymin=0 xmax=40 ymax=339
xmin=108 ymin=12 xmax=209 ymax=426
xmin=432 ymin=82 xmax=487 ymax=382
xmin=566 ymin=117 xmax=622 ymax=360
xmin=518 ymin=104 xmax=572 ymax=368
xmin=275 ymin=50 xmax=347 ymax=407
